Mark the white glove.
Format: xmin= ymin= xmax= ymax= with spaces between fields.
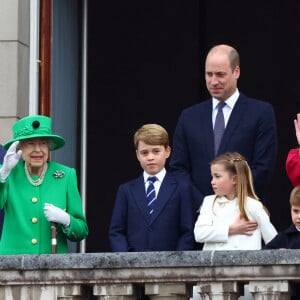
xmin=44 ymin=203 xmax=70 ymax=228
xmin=0 ymin=141 xmax=22 ymax=182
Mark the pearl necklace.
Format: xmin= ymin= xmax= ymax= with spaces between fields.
xmin=25 ymin=163 xmax=48 ymax=186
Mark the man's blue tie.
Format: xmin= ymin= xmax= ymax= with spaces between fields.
xmin=146 ymin=176 xmax=158 ymax=216
xmin=214 ymin=101 xmax=226 ymax=155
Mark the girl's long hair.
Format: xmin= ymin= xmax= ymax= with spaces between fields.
xmin=211 ymin=152 xmax=259 ymax=220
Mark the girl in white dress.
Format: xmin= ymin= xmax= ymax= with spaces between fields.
xmin=194 ymin=152 xmax=277 ymax=250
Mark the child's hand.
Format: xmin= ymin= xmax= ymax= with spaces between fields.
xmin=229 ymin=216 xmax=258 ymax=236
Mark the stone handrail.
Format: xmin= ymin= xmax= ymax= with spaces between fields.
xmin=0 ymin=250 xmax=298 ymax=299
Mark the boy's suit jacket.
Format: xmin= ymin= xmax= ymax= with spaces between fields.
xmin=263 ymin=225 xmax=300 ymax=249
xmin=109 ymin=172 xmax=195 ymax=252
xmin=170 ymin=93 xmax=277 ymax=207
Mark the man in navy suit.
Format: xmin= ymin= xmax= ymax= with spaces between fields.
xmin=109 ymin=124 xmax=194 ymax=252
xmin=170 ymin=44 xmax=277 ymax=209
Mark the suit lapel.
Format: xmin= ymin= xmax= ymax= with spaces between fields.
xmin=218 ymin=95 xmax=246 ymax=154
xmin=150 ymin=173 xmax=177 ymax=224
xmin=132 ymin=176 xmax=151 ymax=222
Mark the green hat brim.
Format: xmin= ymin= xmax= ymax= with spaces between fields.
xmin=4 ymin=134 xmax=65 ymax=151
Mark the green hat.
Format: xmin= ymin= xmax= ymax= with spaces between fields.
xmin=4 ymin=115 xmax=65 ymax=151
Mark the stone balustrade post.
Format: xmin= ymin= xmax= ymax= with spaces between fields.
xmin=145 ymin=282 xmax=192 ymax=299
xmin=248 ymin=280 xmax=291 ymax=300
xmin=0 ymin=284 xmax=89 ymax=300
xmin=196 ymin=281 xmax=243 ymax=300
xmin=57 ymin=284 xmax=89 ymax=299
xmin=93 ymin=283 xmax=137 ymax=300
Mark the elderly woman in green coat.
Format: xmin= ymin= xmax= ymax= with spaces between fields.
xmin=0 ymin=115 xmax=88 ymax=254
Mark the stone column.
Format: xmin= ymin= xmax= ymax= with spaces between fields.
xmin=145 ymin=283 xmax=192 ymax=299
xmin=248 ymin=280 xmax=291 ymax=300
xmin=0 ymin=0 xmax=30 ymax=143
xmin=93 ymin=284 xmax=137 ymax=300
xmin=0 ymin=285 xmax=57 ymax=300
xmin=196 ymin=281 xmax=243 ymax=300
xmin=57 ymin=284 xmax=89 ymax=299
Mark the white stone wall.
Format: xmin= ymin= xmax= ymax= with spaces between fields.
xmin=0 ymin=0 xmax=30 ymax=144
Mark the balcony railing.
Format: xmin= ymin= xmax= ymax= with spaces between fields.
xmin=0 ymin=249 xmax=298 ymax=299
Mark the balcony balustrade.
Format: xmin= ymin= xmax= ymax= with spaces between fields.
xmin=0 ymin=249 xmax=298 ymax=299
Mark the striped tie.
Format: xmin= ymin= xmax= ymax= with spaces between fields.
xmin=146 ymin=176 xmax=158 ymax=216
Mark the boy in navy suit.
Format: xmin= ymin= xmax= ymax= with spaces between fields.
xmin=264 ymin=185 xmax=300 ymax=249
xmin=109 ymin=123 xmax=195 ymax=252
xmin=263 ymin=186 xmax=300 ymax=299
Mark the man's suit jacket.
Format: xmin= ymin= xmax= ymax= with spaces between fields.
xmin=170 ymin=93 xmax=277 ymax=207
xmin=109 ymin=172 xmax=195 ymax=252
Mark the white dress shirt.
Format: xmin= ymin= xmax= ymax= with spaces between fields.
xmin=212 ymin=89 xmax=239 ymax=128
xmin=143 ymin=168 xmax=166 ymax=196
